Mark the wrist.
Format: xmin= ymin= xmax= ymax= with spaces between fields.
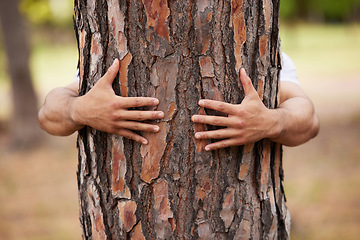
xmin=266 ymin=108 xmax=284 ymax=141
xmin=69 ymin=95 xmax=85 ymax=129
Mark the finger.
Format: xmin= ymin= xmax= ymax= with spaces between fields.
xmin=115 ymin=128 xmax=148 ymax=145
xmin=118 ymin=97 xmax=160 ymax=109
xmin=116 ymin=121 xmax=160 ymax=133
xmin=240 ymin=68 xmax=257 ymax=97
xmin=204 ymin=138 xmax=243 ymax=151
xmin=99 ymin=59 xmax=120 ymax=86
xmin=197 ymin=100 xmax=238 ymax=115
xmin=194 ymin=128 xmax=240 ymax=140
xmin=192 ymin=115 xmax=232 ymax=127
xmin=117 ymin=110 xmax=164 ymax=121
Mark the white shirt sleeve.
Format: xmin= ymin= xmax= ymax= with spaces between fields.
xmin=75 ymin=68 xmax=80 ymax=81
xmin=280 ymin=52 xmax=300 ymax=86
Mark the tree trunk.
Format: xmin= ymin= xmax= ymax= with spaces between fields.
xmin=0 ymin=0 xmax=40 ymax=149
xmin=74 ymin=0 xmax=290 ymax=239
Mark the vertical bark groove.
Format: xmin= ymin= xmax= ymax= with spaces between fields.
xmin=75 ymin=0 xmax=290 ymax=239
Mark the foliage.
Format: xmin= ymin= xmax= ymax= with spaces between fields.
xmin=280 ymin=0 xmax=360 ymax=22
xmin=19 ymin=0 xmax=360 ymax=27
xmin=20 ymin=0 xmax=73 ymax=27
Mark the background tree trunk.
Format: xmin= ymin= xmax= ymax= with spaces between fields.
xmin=0 ymin=0 xmax=40 ymax=149
xmin=74 ymin=0 xmax=290 ymax=239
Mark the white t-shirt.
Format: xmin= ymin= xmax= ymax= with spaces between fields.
xmin=280 ymin=52 xmax=299 ymax=85
xmin=75 ymin=52 xmax=299 ymax=85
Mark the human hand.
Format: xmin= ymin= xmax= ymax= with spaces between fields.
xmin=191 ymin=68 xmax=279 ymax=151
xmin=71 ymin=59 xmax=164 ymax=144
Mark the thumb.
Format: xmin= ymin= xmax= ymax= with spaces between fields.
xmin=98 ymin=59 xmax=120 ymax=86
xmin=239 ymin=68 xmax=256 ymax=97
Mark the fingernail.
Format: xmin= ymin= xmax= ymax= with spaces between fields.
xmin=154 ymin=99 xmax=159 ymax=105
xmin=154 ymin=126 xmax=160 ymax=132
xmin=142 ymin=139 xmax=148 ymax=145
xmin=195 ymin=133 xmax=201 ymax=139
xmin=192 ymin=116 xmax=198 ymax=122
xmin=158 ymin=112 xmax=164 ymax=118
xmin=205 ymin=146 xmax=210 ymax=151
xmin=199 ymin=100 xmax=204 ymax=106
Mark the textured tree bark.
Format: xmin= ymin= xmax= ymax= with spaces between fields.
xmin=0 ymin=0 xmax=40 ymax=149
xmin=74 ymin=0 xmax=290 ymax=239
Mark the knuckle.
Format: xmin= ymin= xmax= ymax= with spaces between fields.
xmin=137 ymin=112 xmax=145 ymax=121
xmin=134 ymin=99 xmax=141 ymax=106
xmin=109 ymin=125 xmax=118 ymax=134
xmin=133 ymin=122 xmax=142 ymax=130
xmin=236 ymin=138 xmax=246 ymax=146
xmin=234 ymin=120 xmax=245 ymax=128
xmin=220 ymin=142 xmax=227 ymax=148
xmin=111 ymin=101 xmax=121 ymax=109
xmin=214 ymin=132 xmax=222 ymax=138
xmin=110 ymin=112 xmax=120 ymax=121
xmin=236 ymin=108 xmax=246 ymax=116
xmin=217 ymin=103 xmax=225 ymax=111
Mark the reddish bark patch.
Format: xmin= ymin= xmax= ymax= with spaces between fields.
xmin=119 ymin=52 xmax=132 ymax=97
xmin=258 ymin=77 xmax=264 ymax=100
xmin=220 ymin=187 xmax=235 ymax=229
xmin=199 ymin=56 xmax=215 ymax=78
xmin=108 ymin=0 xmax=128 ymax=59
xmin=194 ymin=0 xmax=213 ymax=54
xmin=79 ymin=29 xmax=86 ymax=82
xmin=231 ymin=0 xmax=246 ymax=71
xmin=112 ymin=150 xmax=125 ymax=193
xmin=130 ymin=221 xmax=146 ymax=240
xmin=153 ymin=179 xmax=175 ymax=238
xmin=87 ymin=183 xmax=106 ymax=239
xmin=263 ymin=0 xmax=273 ymax=31
xmin=195 ymin=176 xmax=212 ymax=201
xmin=197 ymin=222 xmax=212 ymax=239
xmin=244 ymin=143 xmax=254 ymax=154
xmin=95 ymin=213 xmax=105 ymax=232
xmin=260 ymin=140 xmax=271 ymax=200
xmin=235 ymin=218 xmax=251 ymax=239
xmin=111 ymin=138 xmax=131 ymax=199
xmin=259 ymin=35 xmax=267 ymax=58
xmin=238 ymin=144 xmax=254 ymax=181
xmin=238 ymin=162 xmax=249 ymax=180
xmin=91 ymin=34 xmax=101 ymax=55
xmin=118 ymin=200 xmax=137 ymax=232
xmin=142 ymin=0 xmax=170 ymax=41
xmin=194 ymin=108 xmax=210 ymax=153
xmin=202 ymin=78 xmax=223 ymax=101
xmin=168 ymin=102 xmax=177 ymax=120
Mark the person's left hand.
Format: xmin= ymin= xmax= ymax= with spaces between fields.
xmin=191 ymin=68 xmax=279 ymax=151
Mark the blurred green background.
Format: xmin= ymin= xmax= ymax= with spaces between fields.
xmin=0 ymin=0 xmax=360 ymax=239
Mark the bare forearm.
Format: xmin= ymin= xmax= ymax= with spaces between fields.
xmin=38 ymin=88 xmax=84 ymax=136
xmin=269 ymin=96 xmax=319 ymax=146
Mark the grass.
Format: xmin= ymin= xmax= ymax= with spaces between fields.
xmin=1 ymin=23 xmax=360 ymax=240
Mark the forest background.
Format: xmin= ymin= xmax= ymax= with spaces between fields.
xmin=0 ymin=0 xmax=359 ymax=239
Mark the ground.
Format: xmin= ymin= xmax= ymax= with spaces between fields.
xmin=0 ymin=24 xmax=359 ymax=240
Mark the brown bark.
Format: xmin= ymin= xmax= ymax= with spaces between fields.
xmin=0 ymin=0 xmax=40 ymax=149
xmin=74 ymin=0 xmax=290 ymax=239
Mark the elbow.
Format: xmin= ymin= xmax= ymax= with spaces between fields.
xmin=37 ymin=106 xmax=74 ymax=136
xmin=310 ymin=114 xmax=320 ymax=139
xmin=38 ymin=106 xmax=48 ymax=133
xmin=37 ymin=107 xmax=55 ymax=135
xmin=281 ymin=115 xmax=320 ymax=148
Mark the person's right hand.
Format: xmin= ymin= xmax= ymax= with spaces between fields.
xmin=71 ymin=59 xmax=164 ymax=144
